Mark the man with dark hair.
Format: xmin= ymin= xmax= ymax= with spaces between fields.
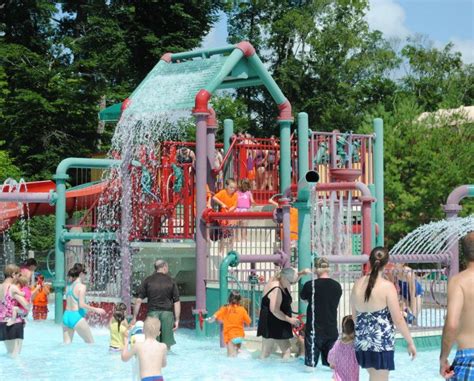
xmin=440 ymin=231 xmax=474 ymax=380
xmin=132 ymin=259 xmax=181 ymax=349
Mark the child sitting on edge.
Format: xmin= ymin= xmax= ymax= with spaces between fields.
xmin=206 ymin=290 xmax=251 ymax=357
xmin=7 ymin=275 xmax=31 ymax=326
xmin=32 ymin=274 xmax=50 ymax=320
xmin=328 ymin=315 xmax=359 ymax=381
xmin=236 ymin=178 xmax=255 ymax=241
xmin=122 ymin=317 xmax=167 ymax=381
xmin=109 ymin=302 xmax=129 ymax=352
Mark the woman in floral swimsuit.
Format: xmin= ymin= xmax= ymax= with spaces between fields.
xmin=351 ymin=248 xmax=417 ymax=381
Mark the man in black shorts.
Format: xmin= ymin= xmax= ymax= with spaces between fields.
xmin=132 ymin=260 xmax=181 ymax=349
xmin=300 ymin=257 xmax=342 ymax=368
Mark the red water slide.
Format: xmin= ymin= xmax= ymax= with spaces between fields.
xmin=0 ymin=180 xmax=106 ymax=232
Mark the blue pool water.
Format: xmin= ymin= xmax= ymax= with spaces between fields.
xmin=0 ymin=318 xmax=448 ymax=381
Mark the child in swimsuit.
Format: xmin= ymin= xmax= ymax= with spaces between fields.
xmin=32 ymin=274 xmax=50 ymax=320
xmin=236 ymin=178 xmax=255 ymax=241
xmin=328 ymin=315 xmax=359 ymax=381
xmin=7 ymin=275 xmax=31 ymax=326
xmin=109 ymin=302 xmax=129 ymax=352
xmin=122 ymin=317 xmax=167 ymax=381
xmin=206 ymin=290 xmax=251 ymax=357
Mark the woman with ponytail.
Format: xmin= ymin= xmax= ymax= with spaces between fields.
xmin=350 ymin=247 xmax=416 ymax=380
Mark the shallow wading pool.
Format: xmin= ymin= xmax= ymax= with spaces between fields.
xmin=0 ymin=318 xmax=449 ymax=381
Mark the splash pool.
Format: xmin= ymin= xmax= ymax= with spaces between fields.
xmin=0 ymin=317 xmax=449 ymax=381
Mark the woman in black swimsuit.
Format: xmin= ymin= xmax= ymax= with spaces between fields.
xmin=257 ymin=267 xmax=308 ymax=359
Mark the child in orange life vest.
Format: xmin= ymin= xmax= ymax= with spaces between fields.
xmin=32 ymin=274 xmax=50 ymax=320
xmin=206 ymin=291 xmax=251 ymax=357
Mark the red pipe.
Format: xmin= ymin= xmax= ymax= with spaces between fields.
xmin=160 ymin=52 xmax=172 ymax=63
xmin=193 ymin=89 xmax=212 ymax=114
xmin=203 ymin=209 xmax=274 ymax=223
xmin=236 ymin=41 xmax=256 ymax=57
xmin=277 ymin=99 xmax=293 ymax=121
xmin=207 ymin=107 xmax=217 ymax=127
xmin=212 ymin=136 xmax=238 ymax=175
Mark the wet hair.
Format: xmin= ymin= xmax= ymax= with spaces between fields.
xmin=24 ymin=258 xmax=37 ymax=268
xmin=67 ymin=263 xmax=86 ymax=280
xmin=144 ymin=317 xmax=161 ymax=338
xmin=15 ymin=275 xmax=29 ymax=287
xmin=228 ymin=290 xmax=241 ymax=305
xmin=225 ymin=178 xmax=237 ymax=187
xmin=113 ymin=303 xmax=127 ymax=332
xmin=364 ymin=247 xmax=389 ymax=302
xmin=276 ymin=267 xmax=298 ymax=284
xmin=3 ymin=264 xmax=20 ymax=278
xmin=239 ymin=178 xmax=251 ymax=192
xmin=154 ymin=259 xmax=167 ymax=271
xmin=36 ymin=274 xmax=45 ymax=282
xmin=341 ymin=315 xmax=355 ymax=337
xmin=462 ymin=232 xmax=474 ymax=262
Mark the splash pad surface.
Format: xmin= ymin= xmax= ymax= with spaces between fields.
xmin=0 ymin=316 xmax=446 ymax=381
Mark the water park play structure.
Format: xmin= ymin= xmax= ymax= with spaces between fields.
xmin=1 ymin=42 xmax=473 ymax=344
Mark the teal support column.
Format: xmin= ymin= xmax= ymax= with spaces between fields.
xmin=53 ymin=173 xmax=68 ymax=324
xmin=53 ymin=158 xmax=121 ymax=324
xmin=373 ymin=118 xmax=384 ymax=247
xmin=219 ymin=251 xmax=239 ymax=306
xmin=279 ymin=120 xmax=292 ymax=194
xmin=223 ymin=119 xmax=234 ymax=181
xmin=296 ymin=113 xmax=313 ymax=314
xmin=368 ymin=184 xmax=376 ymax=249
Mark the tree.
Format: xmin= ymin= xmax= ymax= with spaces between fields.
xmin=226 ymin=0 xmax=400 ymax=135
xmin=361 ymin=99 xmax=474 ymax=248
xmin=401 ymin=39 xmax=474 ymax=111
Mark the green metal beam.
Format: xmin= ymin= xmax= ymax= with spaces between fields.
xmin=171 ymin=45 xmax=236 ymax=61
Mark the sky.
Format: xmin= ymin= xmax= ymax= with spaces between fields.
xmin=201 ymin=0 xmax=474 ymax=63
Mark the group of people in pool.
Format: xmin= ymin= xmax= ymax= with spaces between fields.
xmin=1 ymin=232 xmax=473 ymax=381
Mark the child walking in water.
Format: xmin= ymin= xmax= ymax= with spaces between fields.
xmin=32 ymin=274 xmax=50 ymax=320
xmin=122 ymin=317 xmax=167 ymax=381
xmin=236 ymin=178 xmax=255 ymax=241
xmin=7 ymin=275 xmax=31 ymax=326
xmin=328 ymin=315 xmax=359 ymax=381
xmin=206 ymin=291 xmax=251 ymax=357
xmin=109 ymin=302 xmax=129 ymax=352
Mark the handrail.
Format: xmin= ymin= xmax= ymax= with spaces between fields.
xmin=212 ymin=136 xmax=238 ymax=174
xmin=203 ymin=209 xmax=274 ymax=222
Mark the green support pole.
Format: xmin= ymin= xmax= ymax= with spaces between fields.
xmin=53 ymin=173 xmax=68 ymax=324
xmin=53 ymin=157 xmax=121 ymax=324
xmin=296 ymin=113 xmax=311 ymax=314
xmin=368 ymin=184 xmax=376 ymax=250
xmin=219 ymin=251 xmax=239 ymax=307
xmin=279 ymin=120 xmax=292 ymax=195
xmin=223 ymin=119 xmax=234 ymax=181
xmin=373 ymin=119 xmax=384 ymax=247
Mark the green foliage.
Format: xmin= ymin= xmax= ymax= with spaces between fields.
xmin=8 ymin=215 xmax=55 ymax=252
xmin=361 ymin=100 xmax=474 ymax=247
xmin=0 ymin=141 xmax=21 ymax=180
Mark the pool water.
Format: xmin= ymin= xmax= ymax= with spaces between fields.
xmin=0 ymin=318 xmax=448 ymax=381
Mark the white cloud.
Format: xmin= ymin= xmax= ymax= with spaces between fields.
xmin=450 ymin=38 xmax=474 ymax=64
xmin=366 ymin=0 xmax=410 ymax=39
xmin=367 ymin=1 xmax=473 ymax=64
